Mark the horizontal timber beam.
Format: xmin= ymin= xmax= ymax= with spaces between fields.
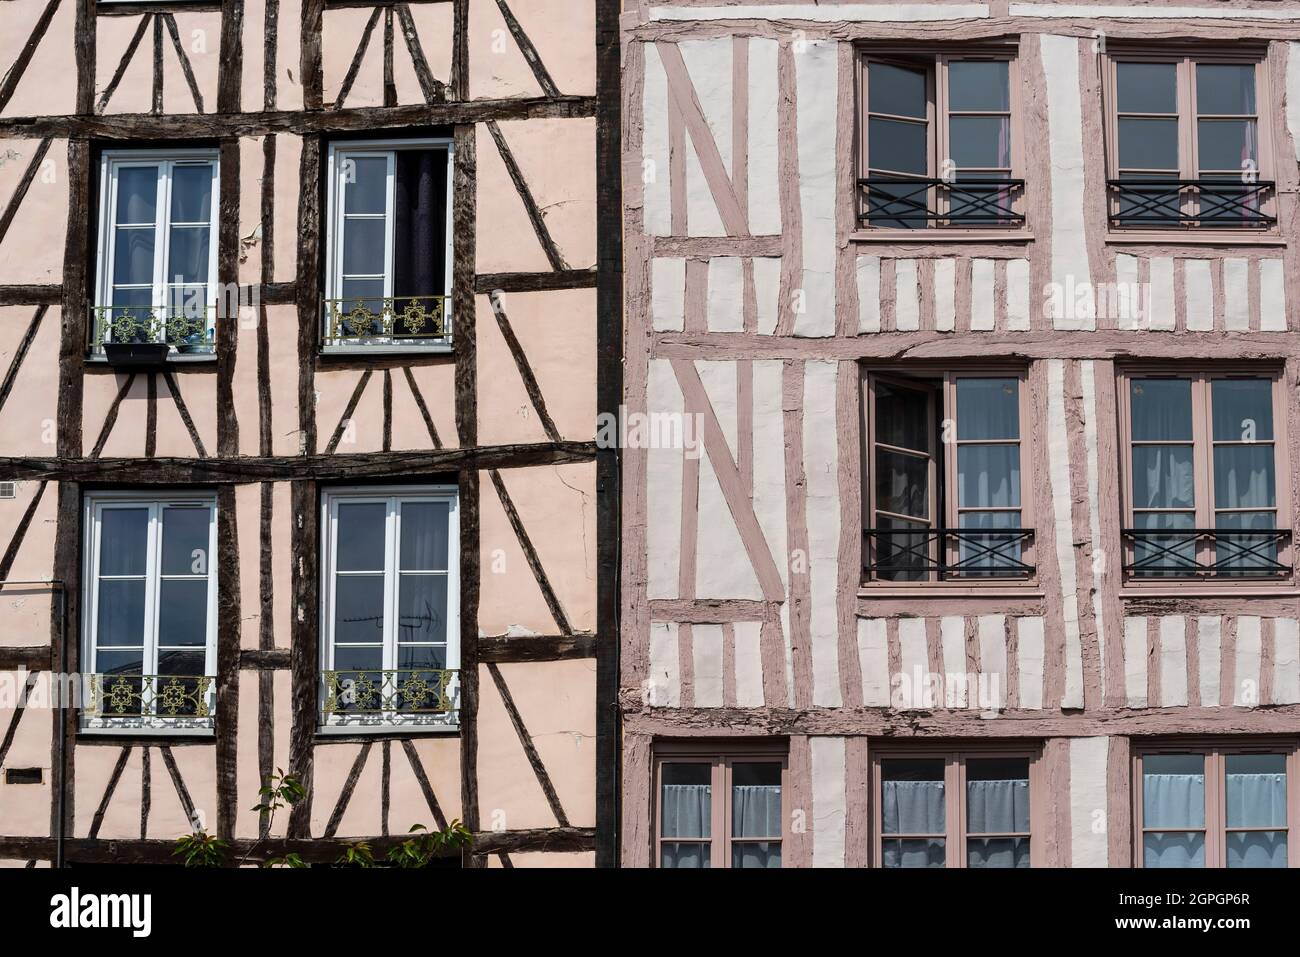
xmin=0 ymin=98 xmax=596 ymax=140
xmin=0 ymin=442 xmax=596 ymax=483
xmin=477 ymin=633 xmax=598 ymax=662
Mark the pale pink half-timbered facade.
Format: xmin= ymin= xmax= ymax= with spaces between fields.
xmin=621 ymin=0 xmax=1300 ymax=868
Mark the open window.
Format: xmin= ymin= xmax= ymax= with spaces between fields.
xmin=324 ymin=139 xmax=453 ymax=350
xmin=1103 ymin=50 xmax=1274 ymax=231
xmin=1135 ymin=741 xmax=1297 ymax=868
xmin=82 ymin=492 xmax=217 ymax=734
xmin=92 ymin=150 xmax=220 ymax=362
xmin=1119 ymin=368 xmax=1292 ymax=582
xmin=320 ymin=486 xmax=460 ymax=731
xmin=862 ymin=368 xmax=1034 ymax=585
xmin=856 ymin=49 xmax=1023 ymax=232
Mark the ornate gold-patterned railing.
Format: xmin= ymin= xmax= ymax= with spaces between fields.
xmin=90 ymin=304 xmax=217 ymax=354
xmin=86 ymin=673 xmax=215 ymax=720
xmin=322 ymin=296 xmax=450 ymax=346
xmin=321 ymin=668 xmax=458 ymax=716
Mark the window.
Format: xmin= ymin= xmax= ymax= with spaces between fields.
xmin=82 ymin=492 xmax=217 ymax=733
xmin=1104 ymin=52 xmax=1274 ymax=229
xmin=93 ymin=150 xmax=220 ymax=356
xmin=862 ymin=369 xmax=1033 ymax=583
xmin=654 ymin=745 xmax=786 ymax=868
xmin=324 ymin=139 xmax=453 ymax=350
xmin=1119 ymin=369 xmax=1291 ymax=581
xmin=320 ymin=487 xmax=459 ymax=730
xmin=872 ymin=748 xmax=1038 ymax=868
xmin=856 ymin=50 xmax=1022 ymax=230
xmin=1136 ymin=742 xmax=1297 ymax=868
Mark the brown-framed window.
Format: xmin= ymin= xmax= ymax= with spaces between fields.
xmin=856 ymin=49 xmax=1023 ymax=230
xmin=1134 ymin=740 xmax=1298 ymax=868
xmin=862 ymin=368 xmax=1034 ymax=583
xmin=1102 ymin=51 xmax=1275 ymax=229
xmin=871 ymin=746 xmax=1040 ymax=868
xmin=654 ymin=743 xmax=787 ymax=868
xmin=1118 ymin=368 xmax=1292 ymax=581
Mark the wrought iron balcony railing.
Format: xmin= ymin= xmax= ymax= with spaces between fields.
xmin=84 ymin=673 xmax=215 ymax=731
xmin=858 ymin=177 xmax=1026 ymax=229
xmin=863 ymin=528 xmax=1035 ymax=582
xmin=322 ymin=295 xmax=450 ymax=347
xmin=1123 ymin=528 xmax=1291 ymax=578
xmin=90 ymin=304 xmax=217 ymax=355
xmin=321 ymin=668 xmax=459 ymax=728
xmin=1107 ymin=179 xmax=1276 ymax=229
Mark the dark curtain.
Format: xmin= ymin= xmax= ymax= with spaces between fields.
xmin=393 ymin=149 xmax=448 ymax=334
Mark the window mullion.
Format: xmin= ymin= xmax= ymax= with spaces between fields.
xmin=145 ymin=502 xmax=162 ymax=678
xmin=383 ymin=497 xmax=399 ymax=673
xmin=384 ymin=151 xmax=396 ymax=301
xmin=153 ymin=164 xmax=169 ymax=315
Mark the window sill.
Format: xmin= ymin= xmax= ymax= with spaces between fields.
xmin=1121 ymin=584 xmax=1300 ymax=600
xmin=1105 ymin=230 xmax=1286 ymax=247
xmin=859 ymin=584 xmax=1044 ymax=599
xmin=79 ymin=723 xmax=215 ymax=737
xmin=84 ymin=353 xmax=217 ymax=364
xmin=850 ymin=229 xmax=1034 ymax=245
xmin=319 ymin=344 xmax=453 ymax=357
xmin=316 ymin=721 xmax=459 ymax=738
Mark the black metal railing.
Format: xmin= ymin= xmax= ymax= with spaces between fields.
xmin=1123 ymin=528 xmax=1291 ymax=578
xmin=1107 ymin=179 xmax=1275 ymax=229
xmin=858 ymin=177 xmax=1026 ymax=229
xmin=863 ymin=528 xmax=1035 ymax=582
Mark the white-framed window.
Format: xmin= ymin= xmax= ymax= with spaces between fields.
xmin=324 ymin=138 xmax=454 ymax=350
xmin=81 ymin=492 xmax=217 ymax=734
xmin=93 ymin=150 xmax=220 ymax=356
xmin=320 ymin=486 xmax=460 ymax=731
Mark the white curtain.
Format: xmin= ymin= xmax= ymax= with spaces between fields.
xmin=1226 ymin=771 xmax=1287 ymax=868
xmin=966 ymin=779 xmax=1030 ymax=868
xmin=731 ymin=784 xmax=782 ymax=868
xmin=1143 ymin=772 xmax=1206 ymax=868
xmin=660 ymin=784 xmax=711 ymax=868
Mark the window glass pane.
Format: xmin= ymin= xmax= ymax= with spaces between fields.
xmin=1132 ymin=511 xmax=1197 ymax=575
xmin=158 ymin=579 xmax=208 ymax=647
xmin=96 ymin=579 xmax=146 ymax=649
xmin=400 ymin=502 xmax=450 ymax=570
xmin=732 ymin=762 xmax=781 ymax=839
xmin=1226 ymin=831 xmax=1287 ymax=868
xmin=1117 ymin=62 xmax=1177 ymax=114
xmin=948 ymin=116 xmax=1010 ymax=170
xmin=99 ymin=508 xmax=149 ymax=576
xmin=956 ymin=378 xmax=1018 ymax=440
xmin=333 ymin=574 xmax=385 ymax=644
xmin=868 ymin=62 xmax=927 ymax=118
xmin=868 ymin=118 xmax=928 ymax=175
xmin=397 ymin=574 xmax=448 ymax=645
xmin=874 ymin=515 xmax=931 ymax=582
xmin=876 ymin=450 xmax=929 ymax=518
xmin=155 ymin=648 xmax=205 ymax=676
xmin=968 ymin=837 xmax=1029 ymax=868
xmin=875 ymin=382 xmax=930 ymax=451
xmin=342 ymin=155 xmax=388 ymax=214
xmin=167 ymin=225 xmax=210 ymax=286
xmin=661 ymin=844 xmax=709 ymax=868
xmin=332 ymin=645 xmax=383 ymax=671
xmin=1118 ymin=118 xmax=1179 ymax=170
xmin=95 ymin=648 xmax=145 ymax=676
xmin=396 ymin=644 xmax=447 ymax=670
xmin=1144 ymin=832 xmax=1206 ymax=868
xmin=661 ymin=763 xmax=711 ymax=839
xmin=732 ymin=843 xmax=781 ymax=868
xmin=1213 ymin=446 xmax=1275 ymax=509
xmin=1215 ymin=511 xmax=1279 ymax=575
xmin=335 ymin=502 xmax=386 ymax=571
xmin=111 ymin=287 xmax=154 ymax=313
xmin=947 ymin=61 xmax=1008 ymax=112
xmin=1131 ymin=446 xmax=1194 ymax=509
xmin=957 ymin=445 xmax=1020 ymax=509
xmin=1212 ymin=379 xmax=1273 ymax=441
xmin=340 ymin=278 xmax=386 ymax=318
xmin=882 ymin=838 xmax=945 ymax=868
xmin=1143 ymin=754 xmax=1205 ymax=827
xmin=1226 ymin=753 xmax=1287 ymax=828
xmin=116 ymin=166 xmax=158 ymax=223
xmin=966 ymin=757 xmax=1030 ymax=834
xmin=1131 ymin=379 xmax=1192 ymax=440
xmin=1197 ymin=119 xmax=1257 ymax=171
xmin=957 ymin=511 xmax=1024 ymax=575
xmin=113 ymin=228 xmax=156 ymax=286
xmin=342 ymin=218 xmax=387 ymax=276
xmin=161 ymin=506 xmax=209 ymax=575
xmin=169 ymin=165 xmax=213 ymax=222
xmin=1196 ymin=63 xmax=1256 ymax=115
xmin=865 ymin=180 xmax=929 ymax=229
xmin=881 ymin=758 xmax=945 ymax=834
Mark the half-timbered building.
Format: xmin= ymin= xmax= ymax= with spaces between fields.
xmin=0 ymin=0 xmax=619 ymax=868
xmin=622 ymin=0 xmax=1300 ymax=868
